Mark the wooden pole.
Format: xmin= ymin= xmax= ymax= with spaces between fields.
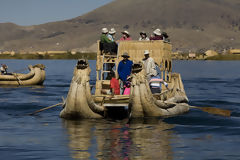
xmin=28 ymin=103 xmax=63 ymax=115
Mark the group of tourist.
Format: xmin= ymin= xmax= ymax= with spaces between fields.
xmin=100 ymin=27 xmax=169 ymax=45
xmin=105 ymin=50 xmax=168 ymax=96
xmin=100 ymin=27 xmax=169 ymax=96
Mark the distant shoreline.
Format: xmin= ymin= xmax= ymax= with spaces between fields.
xmin=173 ymin=54 xmax=240 ymax=61
xmin=1 ymin=52 xmax=240 ymax=61
xmin=0 ymin=52 xmax=97 ymax=60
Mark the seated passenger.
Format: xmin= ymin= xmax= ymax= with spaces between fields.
xmin=100 ymin=28 xmax=111 ymax=44
xmin=139 ymin=31 xmax=150 ymax=41
xmin=162 ymin=31 xmax=170 ymax=42
xmin=108 ymin=28 xmax=116 ymax=42
xmin=150 ymin=28 xmax=163 ymax=40
xmin=108 ymin=28 xmax=118 ymax=54
xmin=0 ymin=64 xmax=8 ymax=75
xmin=149 ymin=76 xmax=169 ymax=94
xmin=120 ymin=30 xmax=132 ymax=41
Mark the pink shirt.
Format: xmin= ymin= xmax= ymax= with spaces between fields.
xmin=123 ymin=87 xmax=131 ymax=95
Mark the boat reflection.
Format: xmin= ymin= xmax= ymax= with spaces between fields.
xmin=62 ymin=118 xmax=175 ymax=160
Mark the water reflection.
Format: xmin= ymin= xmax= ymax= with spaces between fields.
xmin=62 ymin=118 xmax=175 ymax=160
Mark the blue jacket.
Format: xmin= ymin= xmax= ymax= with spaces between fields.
xmin=117 ymin=59 xmax=133 ymax=81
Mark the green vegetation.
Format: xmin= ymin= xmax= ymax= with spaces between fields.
xmin=0 ymin=52 xmax=97 ymax=60
xmin=206 ymin=54 xmax=240 ymax=60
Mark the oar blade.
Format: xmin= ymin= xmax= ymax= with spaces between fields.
xmin=200 ymin=107 xmax=231 ymax=117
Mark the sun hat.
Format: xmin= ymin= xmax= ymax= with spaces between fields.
xmin=102 ymin=28 xmax=108 ymax=33
xmin=121 ymin=30 xmax=130 ymax=35
xmin=122 ymin=52 xmax=130 ymax=58
xmin=144 ymin=50 xmax=150 ymax=55
xmin=109 ymin=28 xmax=116 ymax=34
xmin=153 ymin=28 xmax=161 ymax=36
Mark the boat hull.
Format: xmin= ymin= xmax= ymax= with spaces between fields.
xmin=0 ymin=64 xmax=45 ymax=85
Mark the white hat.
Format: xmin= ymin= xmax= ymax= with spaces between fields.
xmin=144 ymin=50 xmax=150 ymax=55
xmin=153 ymin=28 xmax=161 ymax=36
xmin=102 ymin=28 xmax=108 ymax=33
xmin=121 ymin=30 xmax=130 ymax=35
xmin=109 ymin=28 xmax=116 ymax=34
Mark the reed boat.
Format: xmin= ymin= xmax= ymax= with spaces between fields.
xmin=0 ymin=64 xmax=46 ymax=85
xmin=60 ymin=41 xmax=189 ymax=119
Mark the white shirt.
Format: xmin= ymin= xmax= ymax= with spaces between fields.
xmin=143 ymin=57 xmax=157 ymax=79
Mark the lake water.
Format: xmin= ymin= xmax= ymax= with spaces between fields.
xmin=0 ymin=59 xmax=240 ymax=160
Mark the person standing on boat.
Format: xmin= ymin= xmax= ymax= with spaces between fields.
xmin=142 ymin=50 xmax=158 ymax=80
xmin=139 ymin=31 xmax=150 ymax=41
xmin=117 ymin=52 xmax=133 ymax=94
xmin=110 ymin=71 xmax=120 ymax=95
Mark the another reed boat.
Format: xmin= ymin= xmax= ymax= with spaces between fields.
xmin=0 ymin=64 xmax=46 ymax=85
xmin=60 ymin=41 xmax=189 ymax=119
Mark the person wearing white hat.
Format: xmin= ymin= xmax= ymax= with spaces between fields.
xmin=100 ymin=28 xmax=111 ymax=43
xmin=107 ymin=28 xmax=118 ymax=54
xmin=100 ymin=27 xmax=118 ymax=54
xmin=142 ymin=50 xmax=157 ymax=80
xmin=108 ymin=28 xmax=116 ymax=42
xmin=150 ymin=28 xmax=163 ymax=40
xmin=120 ymin=30 xmax=132 ymax=41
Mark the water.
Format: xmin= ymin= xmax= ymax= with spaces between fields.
xmin=0 ymin=59 xmax=240 ymax=160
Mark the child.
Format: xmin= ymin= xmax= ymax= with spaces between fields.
xmin=123 ymin=81 xmax=131 ymax=95
xmin=101 ymin=71 xmax=120 ymax=95
xmin=123 ymin=76 xmax=131 ymax=95
xmin=110 ymin=72 xmax=120 ymax=95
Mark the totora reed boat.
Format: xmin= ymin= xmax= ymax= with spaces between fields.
xmin=60 ymin=41 xmax=189 ymax=119
xmin=0 ymin=64 xmax=46 ymax=85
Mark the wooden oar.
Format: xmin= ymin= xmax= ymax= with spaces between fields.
xmin=28 ymin=103 xmax=63 ymax=115
xmin=190 ymin=106 xmax=231 ymax=117
xmin=165 ymin=101 xmax=231 ymax=117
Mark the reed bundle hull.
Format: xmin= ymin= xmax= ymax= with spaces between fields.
xmin=61 ymin=41 xmax=189 ymax=119
xmin=0 ymin=64 xmax=45 ymax=85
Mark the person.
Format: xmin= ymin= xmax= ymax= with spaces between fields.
xmin=110 ymin=71 xmax=120 ymax=95
xmin=161 ymin=31 xmax=170 ymax=42
xmin=139 ymin=31 xmax=150 ymax=41
xmin=142 ymin=50 xmax=158 ymax=80
xmin=150 ymin=28 xmax=163 ymax=40
xmin=149 ymin=75 xmax=169 ymax=94
xmin=0 ymin=64 xmax=8 ymax=75
xmin=101 ymin=71 xmax=120 ymax=95
xmin=117 ymin=52 xmax=133 ymax=94
xmin=100 ymin=28 xmax=111 ymax=43
xmin=100 ymin=28 xmax=117 ymax=54
xmin=108 ymin=28 xmax=116 ymax=42
xmin=123 ymin=76 xmax=131 ymax=95
xmin=108 ymin=28 xmax=118 ymax=54
xmin=120 ymin=30 xmax=132 ymax=41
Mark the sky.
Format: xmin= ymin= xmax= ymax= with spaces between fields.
xmin=0 ymin=0 xmax=114 ymax=26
